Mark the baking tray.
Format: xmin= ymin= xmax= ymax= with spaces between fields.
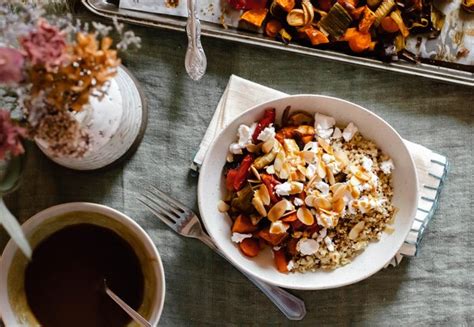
xmin=82 ymin=0 xmax=474 ymax=86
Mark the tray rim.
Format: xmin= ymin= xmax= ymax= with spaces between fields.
xmin=82 ymin=0 xmax=474 ymax=87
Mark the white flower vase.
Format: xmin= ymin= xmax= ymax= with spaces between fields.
xmin=35 ymin=66 xmax=147 ymax=171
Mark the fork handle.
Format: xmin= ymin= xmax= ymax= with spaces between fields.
xmin=198 ymin=234 xmax=306 ymax=320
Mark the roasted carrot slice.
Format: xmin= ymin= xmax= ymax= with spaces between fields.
xmin=239 ymin=238 xmax=260 ymax=257
xmin=380 ymin=16 xmax=399 ymax=33
xmin=232 ymin=214 xmax=258 ymax=233
xmin=344 ymin=28 xmax=372 ymax=53
xmin=240 ymin=8 xmax=268 ymax=28
xmin=273 ymin=249 xmax=289 ymax=273
xmin=287 ymin=238 xmax=299 ymax=256
xmin=276 ymin=0 xmax=295 ymax=11
xmin=304 ymin=27 xmax=330 ymax=46
xmin=257 ymin=228 xmax=288 ymax=246
xmin=265 ymin=19 xmax=283 ymax=38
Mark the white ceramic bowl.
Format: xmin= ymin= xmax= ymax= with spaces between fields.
xmin=0 ymin=202 xmax=165 ymax=326
xmin=198 ymin=95 xmax=418 ymax=290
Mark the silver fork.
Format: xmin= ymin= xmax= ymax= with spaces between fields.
xmin=139 ymin=186 xmax=306 ymax=321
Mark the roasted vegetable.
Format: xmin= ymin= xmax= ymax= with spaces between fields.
xmin=373 ymin=0 xmax=396 ymax=27
xmin=232 ymin=214 xmax=259 ymax=233
xmin=344 ymin=28 xmax=374 ymax=52
xmin=275 ymin=0 xmax=295 ymax=11
xmin=239 ymin=238 xmax=260 ymax=257
xmin=358 ymin=7 xmax=376 ymax=33
xmin=233 ymin=154 xmax=254 ymax=191
xmin=462 ymin=0 xmax=474 ymax=13
xmin=318 ymin=3 xmax=353 ymax=38
xmin=240 ymin=8 xmax=269 ymax=27
xmin=265 ymin=19 xmax=283 ymax=37
xmin=380 ymin=16 xmax=399 ymax=33
xmin=261 ymin=173 xmax=281 ymax=203
xmin=273 ymin=249 xmax=289 ymax=273
xmin=231 ymin=185 xmax=254 ymax=214
xmin=390 ymin=10 xmax=409 ymax=37
xmin=252 ymin=108 xmax=276 ymax=141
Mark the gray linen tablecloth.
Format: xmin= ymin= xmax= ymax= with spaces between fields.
xmin=0 ymin=6 xmax=472 ymax=326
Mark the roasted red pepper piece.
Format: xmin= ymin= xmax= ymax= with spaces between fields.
xmin=233 ymin=154 xmax=254 ymax=191
xmin=226 ymin=169 xmax=238 ymax=191
xmin=252 ymin=108 xmax=276 ymax=142
xmin=260 ymin=174 xmax=281 ymax=203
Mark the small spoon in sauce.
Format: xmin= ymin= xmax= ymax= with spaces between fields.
xmin=103 ymin=279 xmax=152 ymax=327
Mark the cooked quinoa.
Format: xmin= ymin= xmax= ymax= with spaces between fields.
xmin=221 ymin=108 xmax=396 ymax=273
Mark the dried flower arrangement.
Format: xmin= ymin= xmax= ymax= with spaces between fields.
xmin=0 ymin=0 xmax=141 ymax=160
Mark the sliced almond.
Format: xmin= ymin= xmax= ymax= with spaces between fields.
xmin=326 ymin=166 xmax=335 ymax=185
xmin=274 ymin=150 xmax=286 ymax=172
xmin=268 ymin=199 xmax=289 ymax=222
xmin=290 ymin=181 xmax=304 ymax=194
xmin=318 ymin=137 xmax=333 ymax=154
xmin=332 ymin=197 xmax=345 ymax=213
xmin=349 ymin=221 xmax=365 ymax=240
xmin=250 ymin=165 xmax=261 ymax=181
xmin=226 ymin=152 xmax=234 ymax=163
xmin=262 ymin=138 xmax=275 ymax=154
xmin=256 ymin=184 xmax=270 ymax=205
xmin=217 ymin=200 xmax=230 ymax=212
xmin=270 ymin=220 xmax=290 ymax=234
xmin=246 ymin=143 xmax=261 ymax=153
xmin=297 ymin=207 xmax=314 ymax=225
xmin=252 ymin=196 xmax=267 ymax=217
xmin=314 ymin=196 xmax=332 ymax=210
xmin=317 ymin=160 xmax=327 ymax=179
xmin=283 ymin=139 xmax=300 ymax=155
xmin=355 ymin=170 xmax=370 ymax=182
xmin=334 ymin=150 xmax=349 ymax=168
xmin=301 ymin=150 xmax=317 ymax=164
xmin=332 ymin=184 xmax=348 ymax=202
xmin=349 ymin=175 xmax=361 ymax=186
xmin=279 ymin=162 xmax=291 ymax=180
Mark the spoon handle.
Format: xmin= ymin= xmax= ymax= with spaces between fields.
xmin=0 ymin=198 xmax=32 ymax=259
xmin=105 ymin=285 xmax=152 ymax=327
xmin=185 ymin=0 xmax=207 ymax=80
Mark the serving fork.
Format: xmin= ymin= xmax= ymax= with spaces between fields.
xmin=139 ymin=186 xmax=306 ymax=320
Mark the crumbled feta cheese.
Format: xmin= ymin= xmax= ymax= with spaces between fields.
xmin=380 ymin=159 xmax=395 ymax=174
xmin=315 ymin=181 xmax=330 ymax=195
xmin=315 ymin=113 xmax=336 ymax=140
xmin=293 ymin=197 xmax=304 ymax=207
xmin=342 ymin=122 xmax=358 ymax=142
xmin=303 ymin=141 xmax=319 ymax=152
xmin=287 ymin=260 xmax=295 ymax=271
xmin=324 ymin=236 xmax=335 ymax=252
xmin=322 ymin=153 xmax=334 ymax=164
xmin=231 ymin=232 xmax=252 ymax=243
xmin=362 ymin=156 xmax=373 ymax=171
xmin=275 ymin=182 xmax=292 ymax=196
xmin=257 ymin=125 xmax=276 ymax=142
xmin=306 ymin=164 xmax=317 ymax=178
xmin=297 ymin=238 xmax=320 ymax=255
xmin=332 ymin=127 xmax=342 ymax=139
xmin=229 ymin=123 xmax=257 ymax=154
xmin=315 ymin=113 xmax=336 ymax=129
xmin=316 ymin=228 xmax=327 ymax=242
xmin=266 ymin=165 xmax=275 ymax=174
xmin=229 ymin=143 xmax=243 ymax=154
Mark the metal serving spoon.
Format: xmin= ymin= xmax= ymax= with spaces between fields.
xmin=185 ymin=0 xmax=207 ymax=80
xmin=104 ymin=279 xmax=152 ymax=327
xmin=0 ymin=156 xmax=32 ymax=259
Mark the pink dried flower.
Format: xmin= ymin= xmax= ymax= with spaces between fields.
xmin=20 ymin=19 xmax=68 ymax=71
xmin=0 ymin=110 xmax=26 ymax=160
xmin=0 ymin=47 xmax=25 ymax=85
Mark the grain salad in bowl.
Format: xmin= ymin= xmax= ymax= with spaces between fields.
xmin=220 ymin=107 xmax=397 ymax=273
xmin=198 ymin=95 xmax=418 ymax=290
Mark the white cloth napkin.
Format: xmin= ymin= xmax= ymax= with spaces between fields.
xmin=192 ymin=75 xmax=448 ymax=266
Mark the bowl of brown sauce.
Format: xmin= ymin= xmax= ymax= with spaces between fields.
xmin=0 ymin=202 xmax=165 ymax=327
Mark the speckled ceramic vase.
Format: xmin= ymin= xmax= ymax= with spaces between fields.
xmin=35 ymin=66 xmax=147 ymax=171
